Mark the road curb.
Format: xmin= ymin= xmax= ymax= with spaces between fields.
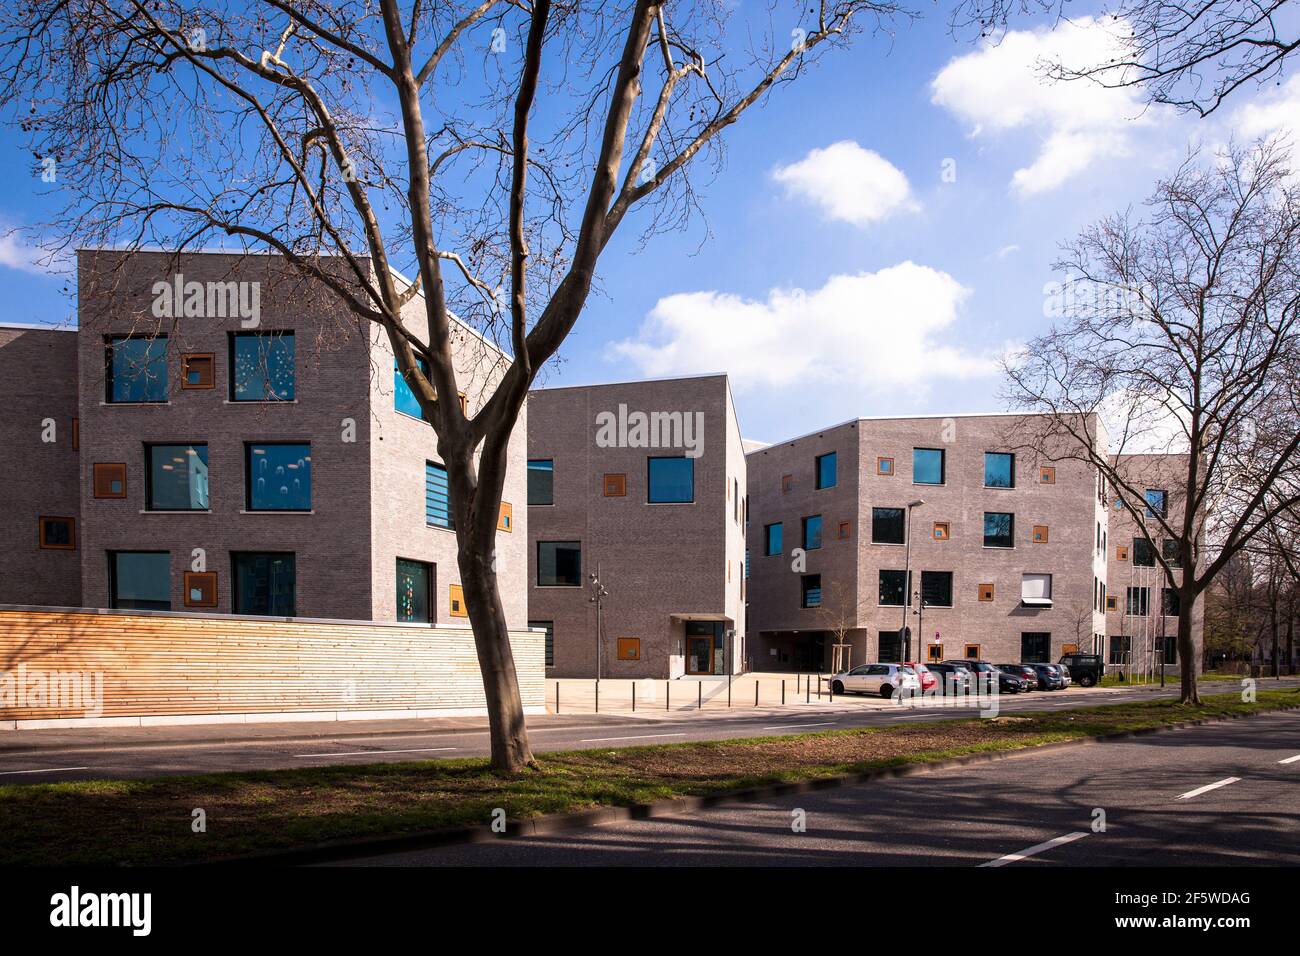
xmin=207 ymin=700 xmax=1300 ymax=867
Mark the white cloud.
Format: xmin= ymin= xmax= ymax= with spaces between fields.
xmin=931 ymin=18 xmax=1151 ymax=195
xmin=1233 ymin=74 xmax=1300 ymax=146
xmin=771 ymin=141 xmax=918 ymax=226
xmin=0 ymin=232 xmax=49 ymax=274
xmin=607 ymin=263 xmax=996 ymax=396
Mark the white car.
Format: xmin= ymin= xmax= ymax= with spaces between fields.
xmin=830 ymin=663 xmax=921 ymax=699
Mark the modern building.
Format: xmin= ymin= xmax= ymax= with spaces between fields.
xmin=0 ymin=249 xmax=528 ymax=628
xmin=744 ymin=413 xmax=1121 ymax=671
xmin=525 ymin=374 xmax=747 ymax=678
xmin=1103 ymin=454 xmax=1205 ymax=673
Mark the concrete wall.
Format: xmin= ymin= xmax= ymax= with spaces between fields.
xmin=527 ymin=375 xmax=745 ymax=678
xmin=74 ymin=250 xmax=375 ymax=618
xmin=0 ymin=327 xmax=82 ymax=608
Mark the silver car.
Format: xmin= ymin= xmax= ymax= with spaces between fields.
xmin=830 ymin=663 xmax=922 ymax=699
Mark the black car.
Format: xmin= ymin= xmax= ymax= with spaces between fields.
xmin=924 ymin=662 xmax=973 ymax=694
xmin=1029 ymin=663 xmax=1066 ymax=690
xmin=997 ymin=663 xmax=1040 ymax=690
xmin=942 ymin=660 xmax=1012 ymax=693
xmin=1058 ymin=653 xmax=1104 ymax=687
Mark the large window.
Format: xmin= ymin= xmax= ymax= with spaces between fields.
xmin=1160 ymin=635 xmax=1177 ymax=665
xmin=537 ymin=541 xmax=581 ymax=587
xmin=879 ymin=569 xmax=909 ymax=606
xmin=527 ymin=459 xmax=554 ymax=505
xmin=815 ymin=452 xmax=837 ymax=490
xmin=530 ymin=620 xmax=555 ymax=667
xmin=1021 ymin=573 xmax=1053 ymax=607
xmin=913 ymin=447 xmax=945 ymax=485
xmin=801 ymin=574 xmax=822 ymax=609
xmin=647 ymin=456 xmax=694 ymax=503
xmin=109 ymin=551 xmax=171 ymax=610
xmin=878 ymin=631 xmax=903 ymax=662
xmin=1126 ymin=586 xmax=1150 ymax=616
xmin=394 ymin=356 xmax=432 ymax=421
xmin=1162 ymin=587 xmax=1181 ymax=617
xmin=984 ymin=452 xmax=1015 ymax=488
xmin=1162 ymin=538 xmax=1182 ymax=567
xmin=106 ymin=335 xmax=168 ymax=403
xmin=764 ymin=522 xmax=783 ymax=556
xmin=232 ymin=552 xmax=296 ymax=616
xmin=920 ymin=570 xmax=953 ymax=607
xmin=871 ymin=507 xmax=905 ymax=544
xmin=247 ymin=442 xmax=312 ymax=511
xmin=426 ymin=461 xmax=454 ymax=529
xmin=230 ymin=332 xmax=295 ymax=401
xmin=802 ymin=514 xmax=822 ymax=550
xmin=396 ymin=558 xmax=433 ymax=623
xmin=1109 ymin=635 xmax=1132 ymax=664
xmin=146 ymin=443 xmax=209 ymax=511
xmin=983 ymin=512 xmax=1014 ymax=549
xmin=1132 ymin=537 xmax=1155 ymax=567
xmin=1021 ymin=632 xmax=1050 ymax=663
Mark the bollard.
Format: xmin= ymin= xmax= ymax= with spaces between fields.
xmin=698 ymin=681 xmax=703 ymax=710
xmin=782 ymin=680 xmax=786 ymax=705
xmin=728 ymin=674 xmax=732 ymax=708
xmin=595 ymin=680 xmax=599 ymax=713
xmin=556 ymin=682 xmax=560 ymax=714
xmin=828 ymin=678 xmax=833 ymax=703
xmin=817 ymin=674 xmax=822 ymax=700
xmin=666 ymin=680 xmax=670 ymax=712
xmin=632 ymin=682 xmax=636 ymax=712
xmin=754 ymin=680 xmax=759 ymax=706
xmin=806 ymin=678 xmax=810 ymax=704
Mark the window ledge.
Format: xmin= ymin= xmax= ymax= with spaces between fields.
xmin=224 ymin=399 xmax=298 ymax=405
xmin=240 ymin=509 xmax=314 ymax=515
xmin=983 ymin=545 xmax=1016 ymax=551
xmin=646 ymin=500 xmax=696 ymax=506
xmin=534 ymin=585 xmax=583 ymax=589
xmin=140 ymin=509 xmax=211 ymax=515
xmin=102 ymin=401 xmax=170 ymax=407
xmin=871 ymin=541 xmax=906 ymax=547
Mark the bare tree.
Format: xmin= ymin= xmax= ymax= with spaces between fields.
xmin=0 ymin=1 xmax=907 ymax=771
xmin=1003 ymin=139 xmax=1300 ymax=705
xmin=954 ymin=0 xmax=1299 ymax=116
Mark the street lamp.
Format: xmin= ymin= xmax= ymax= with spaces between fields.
xmin=901 ymin=499 xmax=925 ymax=661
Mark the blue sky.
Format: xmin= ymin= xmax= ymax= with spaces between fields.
xmin=2 ymin=4 xmax=1294 ymax=443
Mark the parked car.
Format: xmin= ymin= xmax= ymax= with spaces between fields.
xmin=1029 ymin=663 xmax=1066 ymax=690
xmin=1058 ymin=653 xmax=1104 ymax=687
xmin=942 ymin=660 xmax=1007 ymax=693
xmin=997 ymin=663 xmax=1040 ymax=691
xmin=925 ymin=661 xmax=974 ymax=695
xmin=830 ymin=663 xmax=921 ymax=699
xmin=1056 ymin=664 xmax=1072 ymax=687
xmin=903 ymin=661 xmax=938 ymax=694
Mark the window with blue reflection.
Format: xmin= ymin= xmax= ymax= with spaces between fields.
xmin=426 ymin=461 xmax=454 ymax=529
xmin=764 ymin=522 xmax=783 ymax=556
xmin=803 ymin=514 xmax=822 ymax=550
xmin=247 ymin=443 xmax=311 ymax=511
xmin=109 ymin=551 xmax=171 ymax=610
xmin=527 ymin=459 xmax=553 ymax=505
xmin=107 ymin=336 xmax=168 ymax=403
xmin=394 ymin=356 xmax=432 ymax=421
xmin=231 ymin=332 xmax=295 ymax=401
xmin=983 ymin=511 xmax=1015 ymax=548
xmin=647 ymin=456 xmax=693 ymax=503
xmin=147 ymin=444 xmax=209 ymax=511
xmin=913 ymin=447 xmax=945 ymax=485
xmin=815 ymin=452 xmax=837 ymax=489
xmin=1144 ymin=488 xmax=1167 ymax=518
xmin=984 ymin=452 xmax=1015 ymax=488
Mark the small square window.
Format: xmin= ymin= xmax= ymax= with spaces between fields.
xmin=38 ymin=516 xmax=75 ymax=550
xmin=183 ymin=571 xmax=218 ymax=608
xmin=449 ymin=583 xmax=468 ymax=618
xmin=181 ymin=353 xmax=215 ymax=389
xmin=927 ymin=643 xmax=943 ymax=663
xmin=497 ymin=501 xmax=513 ymax=532
xmin=933 ymin=521 xmax=950 ymax=541
xmin=1033 ymin=525 xmax=1049 ymax=543
xmin=1106 ymin=595 xmax=1118 ymax=611
xmin=838 ymin=520 xmax=852 ymax=540
xmin=964 ymin=643 xmax=981 ymax=660
xmin=877 ymin=457 xmax=894 ymax=476
xmin=1116 ymin=545 xmax=1130 ymax=561
xmin=603 ymin=473 xmax=626 ymax=497
xmin=93 ymin=462 xmax=127 ymax=499
xmin=1040 ymin=466 xmax=1056 ymax=484
xmin=781 ymin=474 xmax=793 ymax=494
xmin=617 ymin=638 xmax=641 ymax=661
xmin=978 ymin=583 xmax=995 ymax=602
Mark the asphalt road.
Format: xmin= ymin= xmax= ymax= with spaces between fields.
xmin=342 ymin=709 xmax=1300 ymax=867
xmin=0 ymin=678 xmax=1295 ymax=784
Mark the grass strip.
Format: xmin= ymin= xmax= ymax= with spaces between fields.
xmin=1 ymin=689 xmax=1295 ymax=866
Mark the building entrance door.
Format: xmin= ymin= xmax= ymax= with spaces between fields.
xmin=685 ymin=621 xmax=725 ymax=674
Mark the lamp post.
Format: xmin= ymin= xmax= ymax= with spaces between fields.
xmin=589 ymin=563 xmax=608 ymax=689
xmin=901 ymin=499 xmax=925 ymax=660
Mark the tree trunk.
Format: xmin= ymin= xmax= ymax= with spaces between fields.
xmin=1271 ymin=597 xmax=1280 ymax=679
xmin=458 ymin=518 xmax=535 ymax=772
xmin=1178 ymin=583 xmax=1200 ymax=704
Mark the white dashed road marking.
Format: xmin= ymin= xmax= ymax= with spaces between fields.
xmin=580 ymin=733 xmax=687 ymax=743
xmin=981 ymin=832 xmax=1089 ymax=867
xmin=0 ymin=766 xmax=90 ymax=776
xmin=296 ymin=747 xmax=457 ymax=758
xmin=1178 ymin=777 xmax=1240 ymax=799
